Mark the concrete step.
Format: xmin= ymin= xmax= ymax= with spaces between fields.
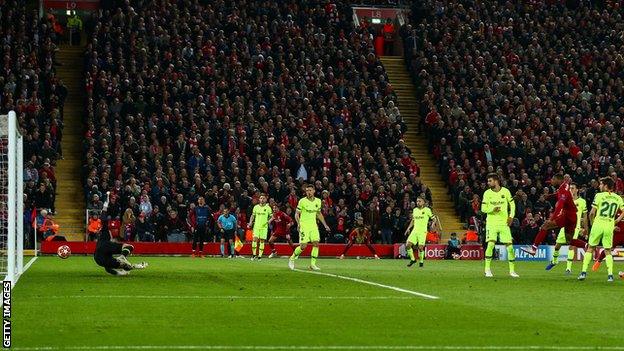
xmin=53 ymin=47 xmax=87 ymax=230
xmin=52 ymin=210 xmax=86 ymax=216
xmin=381 ymin=64 xmax=406 ymax=68
xmin=54 ymin=215 xmax=85 ymax=220
xmin=56 ymin=69 xmax=83 ymax=73
xmin=384 ymin=57 xmax=463 ymax=229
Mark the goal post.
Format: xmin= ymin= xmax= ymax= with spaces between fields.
xmin=1 ymin=111 xmax=24 ymax=286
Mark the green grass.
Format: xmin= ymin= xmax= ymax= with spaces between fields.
xmin=10 ymin=256 xmax=624 ymax=350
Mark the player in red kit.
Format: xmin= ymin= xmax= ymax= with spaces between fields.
xmin=339 ymin=217 xmax=380 ymax=259
xmin=267 ymin=204 xmax=295 ymax=258
xmin=522 ymin=174 xmax=588 ymax=255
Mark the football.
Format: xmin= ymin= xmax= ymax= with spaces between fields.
xmin=57 ymin=245 xmax=71 ymax=259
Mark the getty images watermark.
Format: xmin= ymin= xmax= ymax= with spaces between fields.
xmin=2 ymin=281 xmax=10 ymax=348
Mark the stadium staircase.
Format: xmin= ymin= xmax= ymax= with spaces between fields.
xmin=381 ymin=56 xmax=465 ymax=240
xmin=53 ymin=45 xmax=86 ymax=241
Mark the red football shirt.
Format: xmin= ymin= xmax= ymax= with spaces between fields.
xmin=271 ymin=211 xmax=292 ymax=236
xmin=553 ymin=181 xmax=577 ymax=218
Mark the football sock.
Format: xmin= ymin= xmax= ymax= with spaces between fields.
xmin=269 ymin=241 xmax=275 ymax=251
xmin=570 ymin=238 xmax=587 ymax=250
xmin=582 ymin=250 xmax=593 ymax=273
xmin=117 ymin=258 xmax=132 ymax=271
xmin=418 ymin=248 xmax=425 ymax=264
xmin=366 ymin=243 xmax=377 ymax=255
xmin=485 ymin=241 xmax=494 ymax=271
xmin=507 ymin=245 xmax=516 ymax=273
xmin=533 ymin=229 xmax=547 ymax=246
xmin=566 ymin=248 xmax=574 ymax=271
xmin=597 ymin=248 xmax=606 ymax=262
xmin=122 ymin=248 xmax=131 ymax=257
xmin=105 ymin=267 xmax=121 ymax=275
xmin=342 ymin=243 xmax=353 ymax=256
xmin=606 ymin=253 xmax=614 ymax=275
xmin=220 ymin=243 xmax=225 ymax=256
xmin=311 ymin=246 xmax=319 ymax=266
xmin=551 ymin=248 xmax=560 ymax=264
xmin=258 ymin=242 xmax=265 ymax=258
xmin=407 ymin=247 xmax=415 ymax=261
xmin=252 ymin=240 xmax=257 ymax=256
xmin=230 ymin=242 xmax=235 ymax=256
xmin=291 ymin=246 xmax=302 ymax=259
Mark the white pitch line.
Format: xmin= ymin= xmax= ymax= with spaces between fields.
xmin=12 ymin=346 xmax=624 ymax=350
xmin=22 ymin=256 xmax=38 ymax=272
xmin=12 ymin=256 xmax=38 ymax=287
xmin=43 ymin=295 xmax=411 ymax=300
xmin=293 ymin=268 xmax=439 ymax=300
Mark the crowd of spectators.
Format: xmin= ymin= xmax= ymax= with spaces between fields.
xmin=404 ymin=0 xmax=624 ymax=244
xmin=83 ymin=0 xmax=430 ymax=243
xmin=1 ymin=2 xmax=67 ymax=218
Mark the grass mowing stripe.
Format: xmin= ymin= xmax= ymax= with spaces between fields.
xmin=293 ymin=268 xmax=440 ymax=299
xmin=13 ymin=346 xmax=624 ymax=350
xmin=42 ymin=295 xmax=414 ymax=300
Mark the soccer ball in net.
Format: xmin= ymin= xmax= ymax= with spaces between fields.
xmin=57 ymin=245 xmax=71 ymax=259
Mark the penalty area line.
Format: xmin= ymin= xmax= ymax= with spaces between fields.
xmin=12 ymin=346 xmax=624 ymax=350
xmin=293 ymin=268 xmax=439 ymax=300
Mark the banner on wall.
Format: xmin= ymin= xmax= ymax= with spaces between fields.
xmin=496 ymin=245 xmax=624 ymax=261
xmin=351 ymin=6 xmax=410 ymax=27
xmin=495 ymin=245 xmax=558 ymax=261
xmin=394 ymin=244 xmax=483 ymax=260
xmin=43 ymin=0 xmax=99 ymax=10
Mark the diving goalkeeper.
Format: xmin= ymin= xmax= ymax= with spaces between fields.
xmin=94 ymin=225 xmax=148 ymax=276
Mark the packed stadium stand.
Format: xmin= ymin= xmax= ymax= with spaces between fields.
xmin=403 ymin=0 xmax=624 ymax=243
xmin=80 ymin=0 xmax=458 ymax=243
xmin=15 ymin=0 xmax=623 ymax=247
xmin=11 ymin=2 xmax=624 ymax=347
xmin=0 ymin=1 xmax=77 ymax=243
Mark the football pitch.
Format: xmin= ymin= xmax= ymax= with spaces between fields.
xmin=9 ymin=256 xmax=624 ymax=350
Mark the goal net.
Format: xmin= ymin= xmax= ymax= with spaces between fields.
xmin=0 ymin=111 xmax=24 ymax=286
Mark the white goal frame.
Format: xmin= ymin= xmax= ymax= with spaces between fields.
xmin=1 ymin=111 xmax=24 ymax=286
